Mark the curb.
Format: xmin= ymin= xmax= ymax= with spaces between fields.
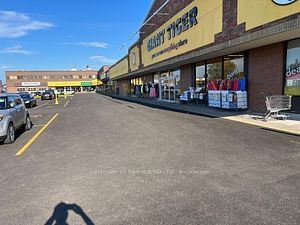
xmin=101 ymin=94 xmax=216 ymax=118
xmin=260 ymin=127 xmax=300 ymax=137
xmin=101 ymin=93 xmax=300 ymax=137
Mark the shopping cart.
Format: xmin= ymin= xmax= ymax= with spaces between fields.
xmin=264 ymin=95 xmax=292 ymax=121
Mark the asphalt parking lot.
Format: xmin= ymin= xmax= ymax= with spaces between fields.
xmin=0 ymin=94 xmax=299 ymax=225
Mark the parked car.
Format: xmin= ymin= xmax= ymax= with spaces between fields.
xmin=31 ymin=91 xmax=41 ymax=97
xmin=41 ymin=90 xmax=55 ymax=100
xmin=20 ymin=93 xmax=37 ymax=108
xmin=0 ymin=93 xmax=32 ymax=144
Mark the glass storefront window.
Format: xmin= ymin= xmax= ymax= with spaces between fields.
xmin=160 ymin=71 xmax=169 ymax=78
xmin=286 ymin=39 xmax=300 ymax=96
xmin=170 ymin=69 xmax=181 ymax=87
xmin=154 ymin=73 xmax=160 ymax=83
xmin=207 ymin=58 xmax=222 ymax=81
xmin=195 ymin=62 xmax=206 ymax=90
xmin=224 ymin=54 xmax=244 ymax=79
xmin=194 ymin=53 xmax=245 ymax=92
xmin=130 ymin=77 xmax=143 ymax=94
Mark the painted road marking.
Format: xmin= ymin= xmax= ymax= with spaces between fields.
xmin=34 ymin=102 xmax=49 ymax=109
xmin=33 ymin=124 xmax=46 ymax=127
xmin=15 ymin=113 xmax=59 ymax=156
xmin=64 ymin=100 xmax=70 ymax=107
xmin=30 ymin=114 xmax=43 ymax=118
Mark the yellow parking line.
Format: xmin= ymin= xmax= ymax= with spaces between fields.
xmin=15 ymin=113 xmax=59 ymax=156
xmin=64 ymin=100 xmax=70 ymax=107
xmin=35 ymin=102 xmax=49 ymax=109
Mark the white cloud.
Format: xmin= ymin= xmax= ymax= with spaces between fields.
xmin=0 ymin=45 xmax=36 ymax=55
xmin=62 ymin=41 xmax=110 ymax=48
xmin=78 ymin=42 xmax=109 ymax=48
xmin=0 ymin=10 xmax=54 ymax=38
xmin=90 ymin=56 xmax=117 ymax=64
xmin=0 ymin=64 xmax=13 ymax=70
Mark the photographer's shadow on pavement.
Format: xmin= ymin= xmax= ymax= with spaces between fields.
xmin=44 ymin=202 xmax=95 ymax=225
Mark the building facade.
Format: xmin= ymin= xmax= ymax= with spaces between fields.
xmin=108 ymin=0 xmax=300 ymax=113
xmin=97 ymin=66 xmax=111 ymax=92
xmin=6 ymin=70 xmax=99 ymax=93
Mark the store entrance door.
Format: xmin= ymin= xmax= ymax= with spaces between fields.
xmin=159 ymin=76 xmax=179 ymax=102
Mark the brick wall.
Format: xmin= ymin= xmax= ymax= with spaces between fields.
xmin=140 ymin=0 xmax=194 ymax=40
xmin=7 ymin=87 xmax=17 ymax=93
xmin=248 ymin=43 xmax=284 ymax=112
xmin=116 ymin=80 xmax=130 ymax=95
xmin=142 ymin=74 xmax=153 ymax=84
xmin=215 ymin=0 xmax=245 ymax=43
xmin=180 ymin=64 xmax=193 ymax=91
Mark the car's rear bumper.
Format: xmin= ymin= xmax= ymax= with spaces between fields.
xmin=42 ymin=96 xmax=52 ymax=100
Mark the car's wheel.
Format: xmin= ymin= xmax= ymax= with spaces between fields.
xmin=25 ymin=115 xmax=32 ymax=131
xmin=5 ymin=123 xmax=15 ymax=144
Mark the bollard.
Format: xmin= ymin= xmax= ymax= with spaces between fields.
xmin=55 ymin=94 xmax=59 ymax=105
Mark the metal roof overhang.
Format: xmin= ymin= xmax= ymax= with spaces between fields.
xmin=112 ymin=17 xmax=300 ymax=81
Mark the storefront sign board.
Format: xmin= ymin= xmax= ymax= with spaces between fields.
xmin=238 ymin=0 xmax=300 ymax=30
xmin=141 ymin=0 xmax=223 ymax=67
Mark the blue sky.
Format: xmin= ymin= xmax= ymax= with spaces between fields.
xmin=0 ymin=0 xmax=153 ymax=82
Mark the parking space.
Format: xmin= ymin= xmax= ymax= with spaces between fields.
xmin=0 ymin=96 xmax=72 ymax=159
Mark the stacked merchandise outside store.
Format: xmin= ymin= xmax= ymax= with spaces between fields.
xmin=207 ymin=76 xmax=247 ymax=110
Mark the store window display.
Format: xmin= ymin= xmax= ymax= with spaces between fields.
xmin=195 ymin=62 xmax=206 ymax=90
xmin=285 ymin=39 xmax=300 ymax=96
xmin=189 ymin=54 xmax=247 ymax=109
xmin=224 ymin=54 xmax=244 ymax=80
xmin=207 ymin=58 xmax=222 ymax=81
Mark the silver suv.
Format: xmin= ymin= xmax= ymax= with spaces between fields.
xmin=0 ymin=93 xmax=32 ymax=144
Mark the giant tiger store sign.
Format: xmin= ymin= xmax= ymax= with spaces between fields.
xmin=147 ymin=7 xmax=198 ymax=53
xmin=142 ymin=0 xmax=223 ymax=67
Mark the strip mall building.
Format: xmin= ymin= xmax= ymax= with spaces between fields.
xmin=108 ymin=0 xmax=300 ymax=113
xmin=6 ymin=70 xmax=99 ymax=93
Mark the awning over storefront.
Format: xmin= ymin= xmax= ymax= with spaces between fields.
xmin=101 ymin=77 xmax=109 ymax=83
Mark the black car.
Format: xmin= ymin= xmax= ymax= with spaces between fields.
xmin=20 ymin=93 xmax=37 ymax=108
xmin=41 ymin=90 xmax=55 ymax=100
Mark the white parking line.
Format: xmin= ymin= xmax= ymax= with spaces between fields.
xmin=64 ymin=100 xmax=70 ymax=107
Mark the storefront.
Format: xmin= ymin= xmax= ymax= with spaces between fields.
xmin=6 ymin=70 xmax=99 ymax=93
xmin=285 ymin=38 xmax=300 ymax=112
xmin=48 ymin=80 xmax=99 ymax=93
xmin=109 ymin=0 xmax=300 ymax=113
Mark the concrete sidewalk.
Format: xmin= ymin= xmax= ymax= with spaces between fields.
xmin=102 ymin=93 xmax=300 ymax=136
